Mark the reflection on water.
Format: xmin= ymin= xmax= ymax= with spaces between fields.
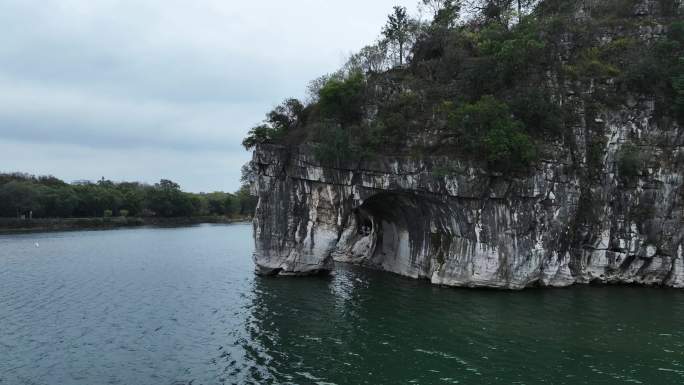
xmin=1 ymin=224 xmax=683 ymax=385
xmin=245 ymin=266 xmax=684 ymax=385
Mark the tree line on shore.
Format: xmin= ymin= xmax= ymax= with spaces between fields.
xmin=0 ymin=172 xmax=257 ymax=219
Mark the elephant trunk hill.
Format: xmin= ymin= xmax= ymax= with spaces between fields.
xmin=248 ymin=0 xmax=684 ymax=289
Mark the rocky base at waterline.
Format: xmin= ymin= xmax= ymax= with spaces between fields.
xmin=0 ymin=216 xmax=250 ymax=234
xmin=251 ymin=139 xmax=684 ymax=290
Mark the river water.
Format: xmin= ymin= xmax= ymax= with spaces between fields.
xmin=1 ymin=223 xmax=683 ymax=385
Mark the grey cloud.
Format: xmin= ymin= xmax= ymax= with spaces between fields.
xmin=0 ymin=78 xmax=263 ymax=152
xmin=0 ymin=0 xmax=416 ymax=191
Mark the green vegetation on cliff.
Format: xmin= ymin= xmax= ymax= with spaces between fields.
xmin=444 ymin=95 xmax=537 ymax=171
xmin=244 ymin=0 xmax=683 ymax=173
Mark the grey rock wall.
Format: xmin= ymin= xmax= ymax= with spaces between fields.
xmin=251 ymin=96 xmax=684 ymax=289
xmin=250 ymin=16 xmax=684 ymax=289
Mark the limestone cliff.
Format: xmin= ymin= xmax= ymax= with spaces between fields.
xmin=252 ymin=109 xmax=684 ymax=289
xmin=248 ymin=1 xmax=684 ymax=289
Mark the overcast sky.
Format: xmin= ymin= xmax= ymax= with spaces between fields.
xmin=0 ymin=0 xmax=417 ymax=192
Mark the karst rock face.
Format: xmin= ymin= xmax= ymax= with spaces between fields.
xmin=249 ymin=6 xmax=684 ymax=289
xmin=251 ymin=101 xmax=684 ymax=289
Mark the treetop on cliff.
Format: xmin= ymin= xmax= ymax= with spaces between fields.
xmin=243 ymin=0 xmax=682 ymax=172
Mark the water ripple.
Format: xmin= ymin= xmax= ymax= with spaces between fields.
xmin=1 ymin=225 xmax=683 ymax=384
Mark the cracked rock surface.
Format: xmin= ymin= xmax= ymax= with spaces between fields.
xmin=250 ymin=19 xmax=684 ymax=289
xmin=251 ymin=106 xmax=683 ymax=290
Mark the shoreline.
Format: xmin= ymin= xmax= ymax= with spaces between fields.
xmin=0 ymin=216 xmax=252 ymax=234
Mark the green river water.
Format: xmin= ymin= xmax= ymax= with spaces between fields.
xmin=1 ymin=224 xmax=683 ymax=384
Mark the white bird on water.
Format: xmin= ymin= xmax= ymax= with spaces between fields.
xmin=35 ymin=242 xmax=39 ymax=248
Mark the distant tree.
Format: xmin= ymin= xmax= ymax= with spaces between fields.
xmin=306 ymin=73 xmax=337 ymax=103
xmin=231 ymin=162 xmax=258 ymax=217
xmin=464 ymin=0 xmax=537 ymax=24
xmin=147 ymin=179 xmax=193 ymax=217
xmin=41 ymin=186 xmax=78 ymax=217
xmin=344 ymin=42 xmax=390 ymax=75
xmin=382 ymin=6 xmax=416 ymax=66
xmin=0 ymin=181 xmax=42 ymax=218
xmin=97 ymin=177 xmax=115 ymax=188
xmin=205 ymin=192 xmax=227 ymax=215
xmin=198 ymin=191 xmax=241 ymax=216
xmin=73 ymin=184 xmax=102 ymax=217
xmin=242 ymin=98 xmax=305 ymax=150
xmin=157 ymin=179 xmax=180 ymax=190
xmin=37 ymin=175 xmax=68 ymax=187
xmin=421 ymin=0 xmax=461 ymax=28
xmin=242 ymin=124 xmax=275 ymax=150
xmin=422 ymin=0 xmax=449 ymax=16
xmin=318 ymin=71 xmax=365 ymax=123
xmin=188 ymin=194 xmax=206 ymax=216
xmin=0 ymin=173 xmax=248 ymax=219
xmin=477 ymin=0 xmax=512 ymax=24
xmin=234 ymin=184 xmax=257 ymax=216
xmin=72 ymin=183 xmax=122 ymax=217
xmin=266 ymin=98 xmax=305 ymax=132
xmin=240 ymin=162 xmax=255 ymax=186
xmin=117 ymin=182 xmax=147 ymax=216
xmin=0 ymin=172 xmax=34 ymax=185
xmin=223 ymin=194 xmax=237 ymax=215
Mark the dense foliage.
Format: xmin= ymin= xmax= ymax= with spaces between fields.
xmin=446 ymin=96 xmax=537 ymax=171
xmin=244 ymin=0 xmax=682 ymax=173
xmin=318 ymin=72 xmax=366 ymax=124
xmin=0 ymin=173 xmax=257 ymax=219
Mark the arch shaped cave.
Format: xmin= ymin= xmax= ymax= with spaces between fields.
xmin=333 ymin=192 xmax=458 ymax=279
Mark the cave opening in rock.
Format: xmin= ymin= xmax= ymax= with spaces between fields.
xmin=334 ymin=190 xmax=461 ymax=281
xmin=359 ymin=193 xmax=413 ymax=268
xmin=337 ymin=192 xmax=453 ymax=278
